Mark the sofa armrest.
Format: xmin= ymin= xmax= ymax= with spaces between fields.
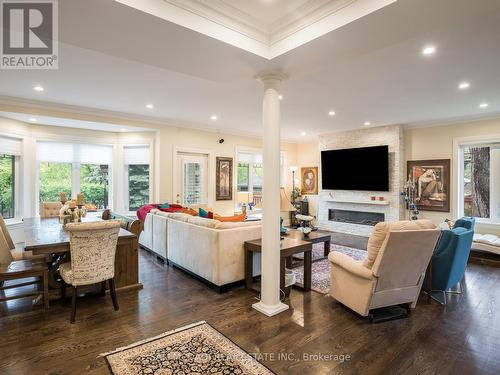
xmin=329 ymin=251 xmax=374 ymax=280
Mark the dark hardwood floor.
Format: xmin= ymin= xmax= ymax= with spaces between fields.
xmin=1 ymin=249 xmax=500 ymax=375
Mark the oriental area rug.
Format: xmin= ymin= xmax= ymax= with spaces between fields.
xmin=104 ymin=321 xmax=275 ymax=375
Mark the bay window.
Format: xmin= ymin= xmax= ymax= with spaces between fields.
xmin=37 ymin=142 xmax=113 ymax=210
xmin=123 ymin=145 xmax=151 ymax=211
xmin=459 ymin=141 xmax=500 ymax=222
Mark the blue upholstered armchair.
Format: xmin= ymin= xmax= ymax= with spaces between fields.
xmin=424 ymin=217 xmax=475 ymax=304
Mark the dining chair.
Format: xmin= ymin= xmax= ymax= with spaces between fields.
xmin=0 ymin=214 xmax=49 ymax=262
xmin=40 ymin=202 xmax=62 ymax=218
xmin=59 ymin=220 xmax=121 ymax=323
xmin=0 ymin=225 xmax=49 ymax=310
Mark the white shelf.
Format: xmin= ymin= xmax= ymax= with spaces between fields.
xmin=326 ymin=199 xmax=390 ymax=206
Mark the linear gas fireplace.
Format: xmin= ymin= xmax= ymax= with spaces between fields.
xmin=328 ymin=209 xmax=385 ymax=226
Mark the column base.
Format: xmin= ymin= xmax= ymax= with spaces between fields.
xmin=252 ymin=301 xmax=289 ymax=317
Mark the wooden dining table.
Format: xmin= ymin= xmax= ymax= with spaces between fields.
xmin=23 ymin=216 xmax=143 ymax=299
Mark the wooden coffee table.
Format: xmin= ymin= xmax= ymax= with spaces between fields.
xmin=244 ymin=238 xmax=313 ymax=293
xmin=286 ymin=230 xmax=332 ymax=259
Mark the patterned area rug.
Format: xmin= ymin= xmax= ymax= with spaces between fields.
xmin=291 ymin=244 xmax=367 ymax=295
xmin=104 ymin=321 xmax=275 ymax=375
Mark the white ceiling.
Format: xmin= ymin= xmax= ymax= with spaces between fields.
xmin=0 ymin=0 xmax=500 ymax=141
xmin=115 ymin=0 xmax=396 ymax=58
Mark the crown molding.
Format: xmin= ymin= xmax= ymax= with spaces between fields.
xmin=115 ymin=0 xmax=397 ymax=59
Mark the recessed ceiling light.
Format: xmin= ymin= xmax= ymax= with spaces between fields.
xmin=120 ymin=128 xmax=127 ymax=132
xmin=33 ymin=85 xmax=44 ymax=92
xmin=328 ymin=110 xmax=336 ymax=116
xmin=479 ymin=103 xmax=489 ymax=108
xmin=300 ymin=131 xmax=306 ymax=136
xmin=422 ymin=46 xmax=436 ymax=56
xmin=210 ymin=115 xmax=218 ymax=121
xmin=458 ymin=82 xmax=470 ymax=90
xmin=278 ymin=95 xmax=283 ymax=100
xmin=364 ymin=121 xmax=371 ymax=126
xmin=146 ymin=104 xmax=153 ymax=109
xmin=29 ymin=117 xmax=37 ymax=122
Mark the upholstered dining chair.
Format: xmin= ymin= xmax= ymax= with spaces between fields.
xmin=59 ymin=220 xmax=121 ymax=323
xmin=0 ymin=215 xmax=48 ymax=262
xmin=40 ymin=202 xmax=62 ymax=218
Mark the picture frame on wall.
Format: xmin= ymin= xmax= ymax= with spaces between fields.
xmin=216 ymin=157 xmax=233 ymax=201
xmin=301 ymin=167 xmax=319 ymax=195
xmin=407 ymin=159 xmax=450 ymax=212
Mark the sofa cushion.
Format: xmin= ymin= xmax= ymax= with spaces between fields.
xmin=166 ymin=212 xmax=192 ymax=222
xmin=187 ymin=216 xmax=220 ymax=228
xmin=214 ymin=213 xmax=246 ymax=222
xmin=363 ymin=220 xmax=436 ymax=268
xmin=215 ymin=221 xmax=261 ymax=229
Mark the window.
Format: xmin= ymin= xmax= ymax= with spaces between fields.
xmin=0 ymin=154 xmax=15 ymax=219
xmin=176 ymin=152 xmax=208 ymax=206
xmin=39 ymin=162 xmax=72 ymax=202
xmin=237 ymin=152 xmax=264 ymax=207
xmin=460 ymin=142 xmax=500 ymax=221
xmin=236 ymin=151 xmax=285 ymax=207
xmin=0 ymin=136 xmax=21 ymax=220
xmin=124 ymin=145 xmax=151 ymax=211
xmin=37 ymin=142 xmax=113 ymax=209
xmin=80 ymin=164 xmax=110 ymax=209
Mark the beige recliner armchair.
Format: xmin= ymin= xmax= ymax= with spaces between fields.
xmin=329 ymin=220 xmax=441 ymax=317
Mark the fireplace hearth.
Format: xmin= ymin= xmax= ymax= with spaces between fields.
xmin=328 ymin=209 xmax=385 ymax=226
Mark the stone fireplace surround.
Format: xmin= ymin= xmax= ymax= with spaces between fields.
xmin=317 ymin=125 xmax=404 ymax=237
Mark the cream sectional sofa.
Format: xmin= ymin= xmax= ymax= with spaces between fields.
xmin=139 ymin=209 xmax=262 ymax=292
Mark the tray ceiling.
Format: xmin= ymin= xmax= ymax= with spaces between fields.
xmin=115 ymin=0 xmax=396 ymax=59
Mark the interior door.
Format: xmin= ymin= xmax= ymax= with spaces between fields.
xmin=178 ymin=153 xmax=208 ymax=206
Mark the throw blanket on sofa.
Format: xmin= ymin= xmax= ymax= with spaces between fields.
xmin=136 ymin=204 xmax=183 ymax=221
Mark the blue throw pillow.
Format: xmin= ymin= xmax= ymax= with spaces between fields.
xmin=199 ymin=207 xmax=208 ymax=218
xmin=158 ymin=203 xmax=170 ymax=209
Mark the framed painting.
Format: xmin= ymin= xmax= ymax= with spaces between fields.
xmin=407 ymin=159 xmax=450 ymax=212
xmin=216 ymin=157 xmax=233 ymax=201
xmin=301 ymin=167 xmax=318 ymax=195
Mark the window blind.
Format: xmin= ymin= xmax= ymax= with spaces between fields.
xmin=37 ymin=141 xmax=113 ymax=164
xmin=0 ymin=136 xmax=22 ymax=156
xmin=123 ymin=145 xmax=150 ymax=165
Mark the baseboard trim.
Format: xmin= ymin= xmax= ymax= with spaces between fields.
xmin=169 ymin=261 xmax=244 ymax=293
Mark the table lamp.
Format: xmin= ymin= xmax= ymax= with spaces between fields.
xmin=280 ymin=187 xmax=296 ymax=235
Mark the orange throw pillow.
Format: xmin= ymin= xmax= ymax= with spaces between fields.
xmin=180 ymin=208 xmax=198 ymax=216
xmin=214 ymin=213 xmax=246 ymax=222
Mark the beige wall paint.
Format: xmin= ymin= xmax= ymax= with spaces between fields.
xmin=294 ymin=118 xmax=500 ymax=235
xmin=0 ymin=114 xmax=297 ymax=217
xmin=296 ymin=140 xmax=320 ymax=219
xmin=405 ymin=117 xmax=500 ymax=235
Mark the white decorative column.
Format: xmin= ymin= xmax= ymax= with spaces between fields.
xmin=253 ymin=73 xmax=289 ymax=317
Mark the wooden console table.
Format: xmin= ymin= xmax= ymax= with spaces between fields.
xmin=23 ymin=217 xmax=142 ymax=299
xmin=244 ymin=238 xmax=312 ymax=293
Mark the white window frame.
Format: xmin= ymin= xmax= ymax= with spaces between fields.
xmin=173 ymin=147 xmax=214 ymax=207
xmin=454 ymin=134 xmax=500 ymax=224
xmin=123 ymin=144 xmax=152 ymax=214
xmin=0 ymin=134 xmax=23 ymax=223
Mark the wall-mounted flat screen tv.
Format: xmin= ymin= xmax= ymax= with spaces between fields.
xmin=321 ymin=145 xmax=389 ymax=191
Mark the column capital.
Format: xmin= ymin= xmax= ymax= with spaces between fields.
xmin=255 ymin=72 xmax=288 ymax=89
